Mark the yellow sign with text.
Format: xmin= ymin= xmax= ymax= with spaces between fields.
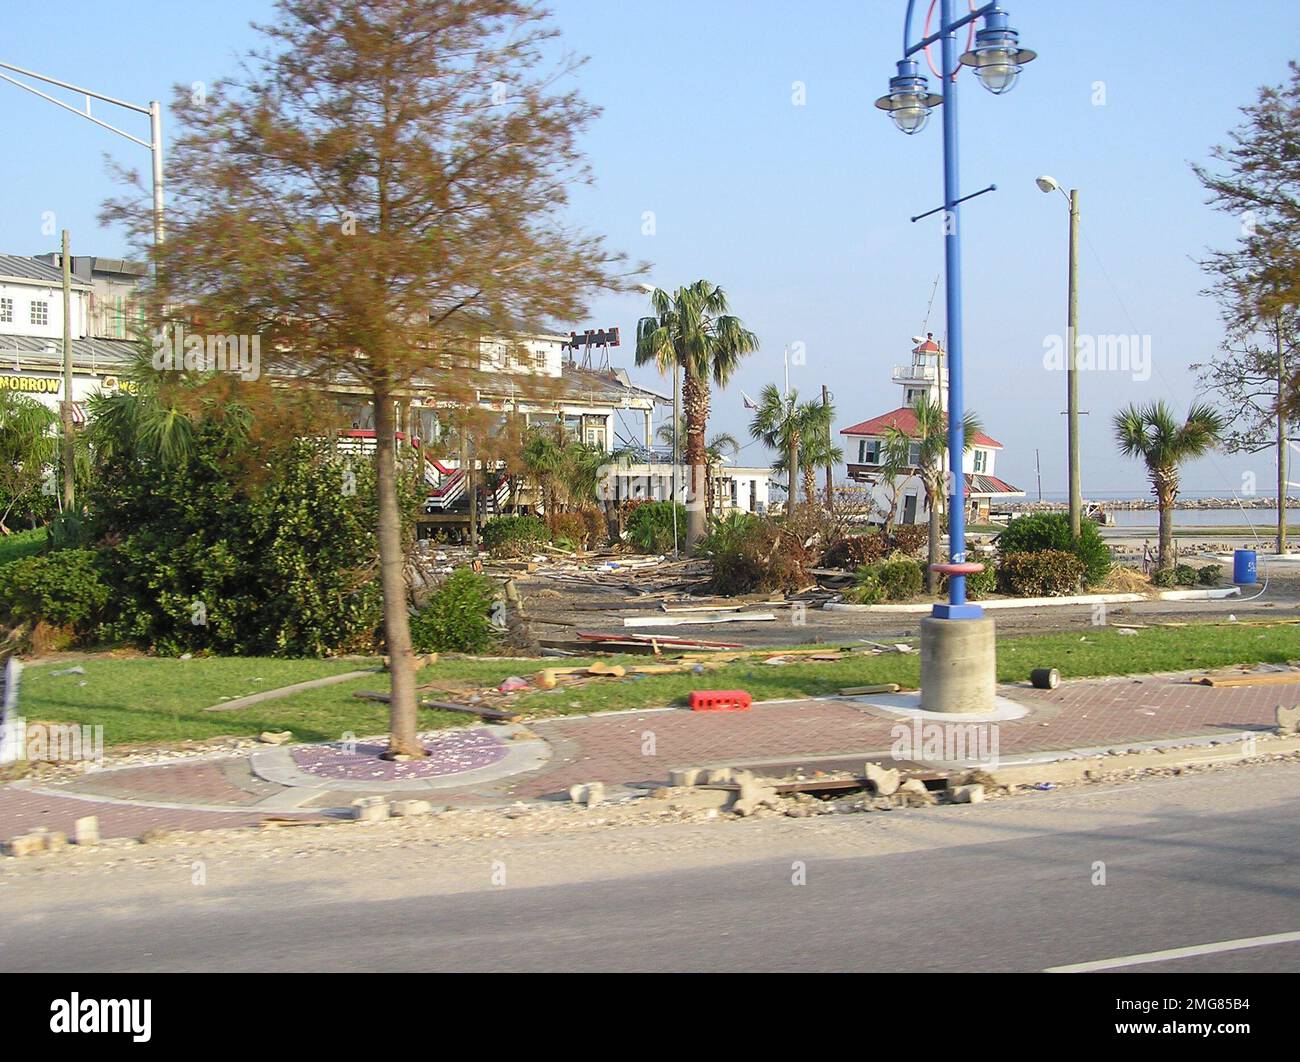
xmin=0 ymin=375 xmax=60 ymax=395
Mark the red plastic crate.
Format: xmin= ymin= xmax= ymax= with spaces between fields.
xmin=690 ymin=690 xmax=753 ymax=713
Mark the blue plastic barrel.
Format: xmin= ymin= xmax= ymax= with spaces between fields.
xmin=1233 ymin=549 xmax=1258 ymax=585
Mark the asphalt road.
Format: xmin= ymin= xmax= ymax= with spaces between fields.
xmin=3 ymin=762 xmax=1298 ymax=972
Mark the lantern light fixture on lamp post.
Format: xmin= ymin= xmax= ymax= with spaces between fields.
xmin=874 ymin=1 xmax=1036 ymax=713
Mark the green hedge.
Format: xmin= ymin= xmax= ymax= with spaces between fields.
xmin=0 ymin=549 xmax=109 ymax=630
xmin=997 ymin=513 xmax=1111 ymax=587
xmin=999 ymin=550 xmax=1085 ymax=597
xmin=849 ymin=559 xmax=925 ymax=604
xmin=482 ymin=515 xmax=550 ymax=558
xmin=626 ymin=501 xmax=687 ymax=554
xmin=410 ymin=568 xmax=499 ymax=653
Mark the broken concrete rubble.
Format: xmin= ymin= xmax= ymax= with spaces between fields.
xmin=390 ymin=799 xmax=435 ymax=818
xmin=568 ymin=782 xmax=606 ymax=807
xmin=948 ymin=784 xmax=986 ymax=804
xmin=351 ymin=796 xmax=390 ymax=822
xmin=864 ymin=762 xmax=901 ymax=796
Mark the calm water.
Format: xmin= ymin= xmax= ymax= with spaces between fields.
xmin=1108 ymin=507 xmax=1296 ymax=529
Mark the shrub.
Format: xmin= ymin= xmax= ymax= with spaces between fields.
xmin=580 ymin=508 xmax=609 ymax=550
xmin=888 ymin=524 xmax=927 ymax=557
xmin=89 ymin=433 xmax=397 ymax=656
xmin=849 ymin=559 xmax=925 ymax=604
xmin=1174 ymin=564 xmax=1200 ymax=587
xmin=547 ymin=511 xmax=587 ymax=551
xmin=409 ymin=567 xmax=499 ymax=653
xmin=1198 ymin=564 xmax=1222 ymax=586
xmin=482 ymin=515 xmax=549 ymax=558
xmin=996 ymin=513 xmax=1111 ymax=587
xmin=824 ymin=532 xmax=889 ymax=570
xmin=0 ymin=549 xmax=109 ymax=631
xmin=699 ymin=511 xmax=818 ymax=595
xmin=625 ymin=501 xmax=687 ymax=554
xmin=1151 ymin=567 xmax=1178 ymax=588
xmin=998 ymin=550 xmax=1085 ymax=597
xmin=942 ymin=563 xmax=998 ymax=600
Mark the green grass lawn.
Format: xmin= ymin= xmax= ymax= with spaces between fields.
xmin=12 ymin=621 xmax=1298 ymax=749
xmin=0 ymin=528 xmax=47 ymax=567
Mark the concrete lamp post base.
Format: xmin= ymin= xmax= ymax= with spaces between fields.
xmin=919 ymin=616 xmax=997 ymax=714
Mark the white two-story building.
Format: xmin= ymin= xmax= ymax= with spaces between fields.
xmin=0 ymin=253 xmax=141 ymax=420
xmin=840 ymin=333 xmax=1023 ymax=526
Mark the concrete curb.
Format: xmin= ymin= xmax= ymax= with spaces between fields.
xmin=986 ymin=733 xmax=1300 ymax=788
xmin=823 ymin=587 xmax=1240 ymax=613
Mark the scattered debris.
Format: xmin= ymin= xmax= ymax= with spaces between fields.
xmin=897 ymin=778 xmax=936 ymax=806
xmin=840 ymin=683 xmax=902 ymax=696
xmin=73 ymin=816 xmax=99 ymax=846
xmin=623 ymin=612 xmax=777 ymax=628
xmin=568 ymin=782 xmax=605 ymax=807
xmin=351 ymin=797 xmax=390 ymax=822
xmin=689 ymin=690 xmax=753 ymax=713
xmin=390 ymin=799 xmax=436 ymax=818
xmin=948 ymin=783 xmax=986 ymax=804
xmin=1030 ymin=668 xmax=1061 ymax=690
xmin=258 ymin=730 xmax=294 ymax=745
xmin=352 ymin=690 xmax=518 ymax=722
xmin=1194 ymin=668 xmax=1300 ymax=688
xmin=864 ymin=762 xmax=901 ymax=796
xmin=1277 ymin=706 xmax=1300 ymax=735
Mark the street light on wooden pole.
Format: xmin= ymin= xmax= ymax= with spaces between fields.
xmin=60 ymin=230 xmax=74 ymax=510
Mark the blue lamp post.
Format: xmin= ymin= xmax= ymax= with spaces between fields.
xmin=875 ymin=1 xmax=1035 ymax=622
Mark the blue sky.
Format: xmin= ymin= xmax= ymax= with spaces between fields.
xmin=4 ymin=0 xmax=1297 ymax=497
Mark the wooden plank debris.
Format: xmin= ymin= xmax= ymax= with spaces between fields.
xmin=623 ymin=612 xmax=777 ymax=628
xmin=352 ymin=690 xmax=518 ymax=721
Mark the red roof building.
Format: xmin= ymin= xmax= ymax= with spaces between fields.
xmin=839 ymin=333 xmax=1023 ymax=526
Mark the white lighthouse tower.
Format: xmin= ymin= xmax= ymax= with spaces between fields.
xmin=893 ymin=332 xmax=948 ymax=412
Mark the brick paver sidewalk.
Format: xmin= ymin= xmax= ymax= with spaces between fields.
xmin=3 ymin=671 xmax=1296 ymax=842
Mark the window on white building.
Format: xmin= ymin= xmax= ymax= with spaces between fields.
xmin=974 ymin=449 xmax=987 ymax=473
xmin=908 ymin=442 xmax=922 ymax=466
xmin=533 ymin=351 xmax=546 ymax=371
xmin=0 ymin=298 xmax=11 ymax=324
xmin=858 ymin=439 xmax=881 ymax=464
xmin=30 ymin=301 xmax=48 ymax=327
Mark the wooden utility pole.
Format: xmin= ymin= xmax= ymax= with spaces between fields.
xmin=822 ymin=384 xmax=834 ymax=510
xmin=1278 ymin=320 xmax=1288 ymax=556
xmin=1067 ymin=189 xmax=1082 ymax=539
xmin=463 ymin=431 xmax=478 ymax=552
xmin=60 ymin=230 xmax=75 ymax=511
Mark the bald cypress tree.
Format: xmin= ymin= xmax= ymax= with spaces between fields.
xmin=109 ymin=0 xmax=624 ymax=757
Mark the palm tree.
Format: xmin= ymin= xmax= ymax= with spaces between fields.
xmin=521 ymin=426 xmax=566 ymax=515
xmin=876 ymin=426 xmax=914 ymax=538
xmin=636 ymin=281 xmax=759 ymax=550
xmin=770 ymin=428 xmax=844 ymax=507
xmin=909 ymin=395 xmax=982 ymax=592
xmin=801 ymin=425 xmax=844 ymax=508
xmin=1113 ymin=401 xmax=1227 ymax=572
xmin=560 ymin=441 xmax=609 ymax=511
xmin=749 ymin=384 xmax=831 ymax=515
xmin=86 ymin=341 xmax=204 ymax=468
xmin=657 ymin=419 xmax=739 ymax=515
xmin=0 ymin=391 xmax=59 ymax=533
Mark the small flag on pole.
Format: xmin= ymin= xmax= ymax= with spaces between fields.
xmin=742 ymin=391 xmax=758 ymax=410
